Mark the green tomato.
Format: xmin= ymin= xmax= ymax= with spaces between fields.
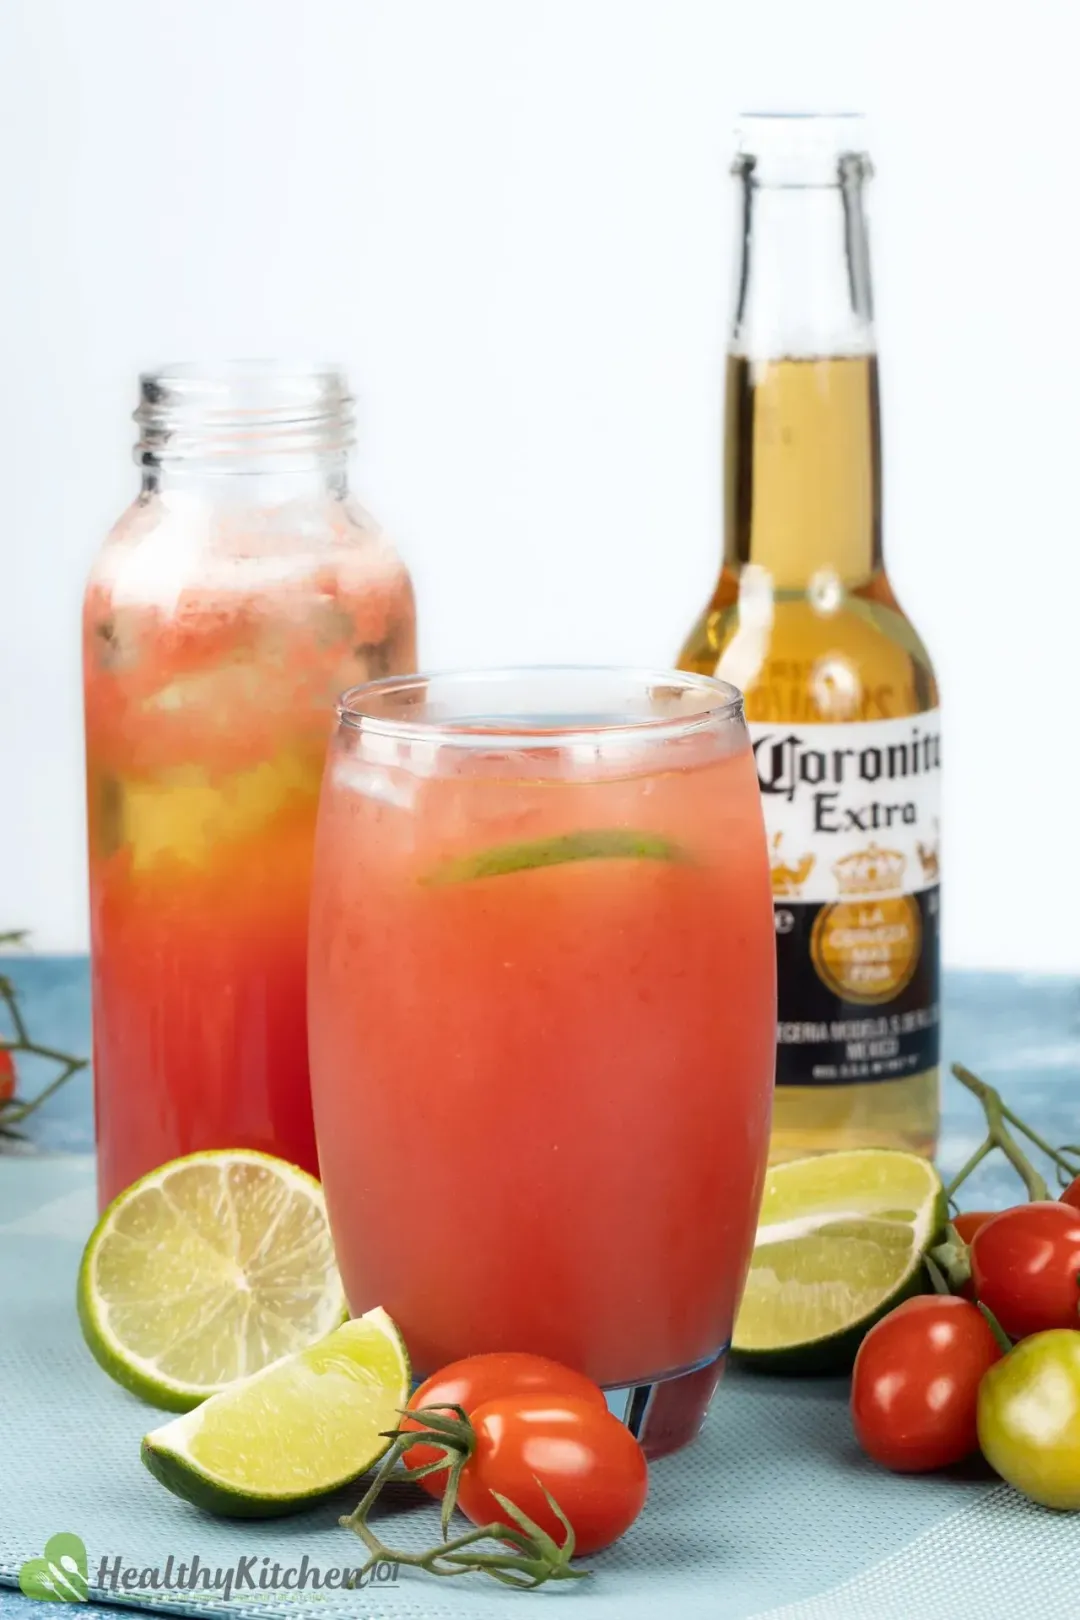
xmin=977 ymin=1329 xmax=1080 ymax=1510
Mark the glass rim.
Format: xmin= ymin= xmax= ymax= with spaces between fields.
xmin=735 ymin=110 xmax=869 ymax=143
xmin=137 ymin=355 xmax=348 ymax=393
xmin=337 ymin=665 xmax=745 ymax=748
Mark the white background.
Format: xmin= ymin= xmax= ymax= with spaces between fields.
xmin=1 ymin=0 xmax=1077 ymax=969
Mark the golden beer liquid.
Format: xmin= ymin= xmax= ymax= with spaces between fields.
xmin=679 ymin=352 xmax=940 ymax=1160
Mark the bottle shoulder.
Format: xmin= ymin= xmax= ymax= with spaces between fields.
xmin=86 ymin=489 xmax=412 ymax=610
xmin=678 ymin=567 xmax=938 ymax=722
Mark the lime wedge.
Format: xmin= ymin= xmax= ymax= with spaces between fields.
xmin=142 ymin=1308 xmax=410 ymax=1516
xmin=78 ymin=1150 xmax=347 ymax=1411
xmin=732 ymin=1149 xmax=945 ymax=1372
xmin=423 ymin=827 xmax=689 ymax=885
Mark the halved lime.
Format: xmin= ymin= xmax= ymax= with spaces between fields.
xmin=732 ymin=1149 xmax=945 ymax=1372
xmin=142 ymin=1308 xmax=410 ymax=1516
xmin=422 ymin=827 xmax=689 ymax=885
xmin=78 ymin=1150 xmax=347 ymax=1411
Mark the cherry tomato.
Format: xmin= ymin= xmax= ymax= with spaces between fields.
xmin=402 ymin=1353 xmax=607 ymax=1497
xmin=454 ymin=1394 xmax=647 ymax=1556
xmin=851 ymin=1295 xmax=1003 ymax=1472
xmin=971 ymin=1202 xmax=1080 ymax=1340
xmin=978 ymin=1329 xmax=1080 ymax=1509
xmin=951 ymin=1210 xmax=996 ymax=1245
xmin=0 ymin=1048 xmax=15 ymax=1106
xmin=1060 ymin=1175 xmax=1080 ymax=1213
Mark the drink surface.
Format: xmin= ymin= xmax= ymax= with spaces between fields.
xmin=308 ymin=723 xmax=776 ymax=1387
xmin=85 ymin=514 xmax=416 ymax=1206
xmin=680 ymin=352 xmax=940 ymax=1160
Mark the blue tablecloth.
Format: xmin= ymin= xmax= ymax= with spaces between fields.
xmin=2 ymin=960 xmax=1079 ymax=1620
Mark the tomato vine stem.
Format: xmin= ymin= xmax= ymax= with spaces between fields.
xmin=975 ymin=1301 xmax=1013 ymax=1356
xmin=340 ymin=1406 xmax=588 ymax=1590
xmin=1 ymin=934 xmax=88 ymax=1139
xmin=946 ymin=1064 xmax=1080 ymax=1203
xmin=931 ymin=1064 xmax=1080 ymax=1304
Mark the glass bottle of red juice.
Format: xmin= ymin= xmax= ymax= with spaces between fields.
xmin=83 ymin=363 xmax=416 ymax=1207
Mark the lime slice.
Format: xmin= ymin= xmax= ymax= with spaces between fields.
xmin=423 ymin=827 xmax=689 ymax=885
xmin=78 ymin=1150 xmax=347 ymax=1411
xmin=732 ymin=1149 xmax=945 ymax=1372
xmin=142 ymin=1308 xmax=410 ymax=1516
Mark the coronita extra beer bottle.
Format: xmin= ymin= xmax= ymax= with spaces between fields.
xmin=679 ymin=114 xmax=941 ymax=1160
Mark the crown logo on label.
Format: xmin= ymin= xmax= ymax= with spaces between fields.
xmin=770 ymin=833 xmax=815 ymax=898
xmin=833 ymin=843 xmax=906 ymax=897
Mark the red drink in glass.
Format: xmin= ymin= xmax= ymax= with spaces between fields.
xmin=308 ymin=669 xmax=775 ymax=1452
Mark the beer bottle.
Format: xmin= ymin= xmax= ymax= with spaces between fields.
xmin=679 ymin=115 xmax=941 ymax=1159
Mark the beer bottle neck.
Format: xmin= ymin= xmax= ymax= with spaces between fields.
xmin=730 ymin=151 xmax=875 ymax=356
xmin=724 ymin=132 xmax=882 ymax=588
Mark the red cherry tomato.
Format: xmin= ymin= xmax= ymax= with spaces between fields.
xmin=851 ymin=1295 xmax=1003 ymax=1472
xmin=402 ymin=1352 xmax=607 ymax=1497
xmin=951 ymin=1210 xmax=996 ymax=1245
xmin=454 ymin=1394 xmax=647 ymax=1556
xmin=0 ymin=1048 xmax=15 ymax=1106
xmin=1060 ymin=1175 xmax=1080 ymax=1213
xmin=971 ymin=1202 xmax=1080 ymax=1340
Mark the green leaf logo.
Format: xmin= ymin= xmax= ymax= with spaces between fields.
xmin=18 ymin=1534 xmax=89 ymax=1603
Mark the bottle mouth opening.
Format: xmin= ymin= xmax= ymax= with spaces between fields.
xmin=134 ymin=360 xmax=356 ymax=470
xmin=734 ymin=112 xmax=872 ymax=188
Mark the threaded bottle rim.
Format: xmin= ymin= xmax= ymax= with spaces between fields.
xmin=134 ymin=360 xmax=356 ymax=471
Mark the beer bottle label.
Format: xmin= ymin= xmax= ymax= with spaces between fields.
xmin=748 ymin=711 xmax=942 ymax=1087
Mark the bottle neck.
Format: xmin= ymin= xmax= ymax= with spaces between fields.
xmin=140 ymin=461 xmax=349 ymax=504
xmin=724 ymin=148 xmax=881 ymax=589
xmin=134 ymin=361 xmax=355 ymax=508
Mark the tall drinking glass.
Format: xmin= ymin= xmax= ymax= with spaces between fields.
xmin=308 ymin=668 xmax=776 ymax=1455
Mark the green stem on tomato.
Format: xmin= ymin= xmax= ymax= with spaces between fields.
xmin=948 ymin=1065 xmax=1052 ymax=1203
xmin=340 ymin=1407 xmax=587 ymax=1590
xmin=351 ymin=1510 xmax=584 ymax=1591
xmin=976 ymin=1302 xmax=1013 ymax=1355
xmin=2 ymin=1057 xmax=88 ymax=1127
xmin=923 ymin=1254 xmax=953 ymax=1296
xmin=929 ymin=1225 xmax=972 ymax=1294
xmin=943 ymin=1138 xmax=993 ymax=1206
xmin=0 ymin=940 xmax=88 ymax=1135
xmin=0 ymin=977 xmax=32 ymax=1048
xmin=994 ymin=1103 xmax=1080 ymax=1184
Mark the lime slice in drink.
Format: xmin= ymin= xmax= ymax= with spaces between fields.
xmin=732 ymin=1149 xmax=945 ymax=1372
xmin=142 ymin=1308 xmax=410 ymax=1516
xmin=78 ymin=1150 xmax=347 ymax=1411
xmin=423 ymin=827 xmax=689 ymax=885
